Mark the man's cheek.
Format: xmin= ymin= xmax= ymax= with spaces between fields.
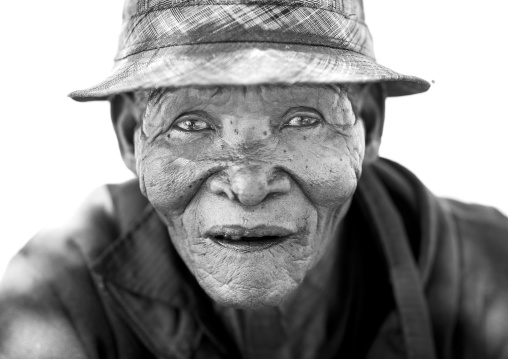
xmin=346 ymin=125 xmax=366 ymax=171
xmin=292 ymin=137 xmax=363 ymax=208
xmin=137 ymin=153 xmax=199 ymax=215
xmin=135 ymin=134 xmax=210 ymax=203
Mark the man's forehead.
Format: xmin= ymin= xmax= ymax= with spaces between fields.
xmin=143 ymin=84 xmax=355 ymax=117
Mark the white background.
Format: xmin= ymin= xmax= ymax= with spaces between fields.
xmin=0 ymin=0 xmax=507 ymax=276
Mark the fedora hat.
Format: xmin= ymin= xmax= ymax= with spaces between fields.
xmin=69 ymin=0 xmax=430 ymax=101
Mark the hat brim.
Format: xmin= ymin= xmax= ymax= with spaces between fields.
xmin=69 ymin=42 xmax=430 ymax=101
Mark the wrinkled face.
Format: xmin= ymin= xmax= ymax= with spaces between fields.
xmin=135 ymin=85 xmax=366 ymax=309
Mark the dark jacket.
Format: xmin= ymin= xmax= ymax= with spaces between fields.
xmin=1 ymin=159 xmax=508 ymax=359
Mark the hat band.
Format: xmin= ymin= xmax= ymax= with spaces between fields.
xmin=116 ymin=4 xmax=374 ymax=60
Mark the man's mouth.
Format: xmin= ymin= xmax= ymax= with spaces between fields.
xmin=203 ymin=225 xmax=295 ymax=253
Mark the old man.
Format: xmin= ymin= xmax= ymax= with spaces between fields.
xmin=1 ymin=0 xmax=508 ymax=358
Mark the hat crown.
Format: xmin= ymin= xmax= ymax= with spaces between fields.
xmin=117 ymin=0 xmax=373 ymax=62
xmin=124 ymin=0 xmax=365 ymax=19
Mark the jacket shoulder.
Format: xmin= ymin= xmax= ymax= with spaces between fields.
xmin=445 ymin=199 xmax=508 ymax=237
xmin=444 ymin=199 xmax=508 ymax=276
xmin=0 ymin=184 xmax=122 ymax=359
xmin=442 ymin=199 xmax=508 ymax=358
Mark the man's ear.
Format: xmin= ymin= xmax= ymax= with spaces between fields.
xmin=110 ymin=93 xmax=142 ymax=174
xmin=356 ymin=83 xmax=386 ymax=165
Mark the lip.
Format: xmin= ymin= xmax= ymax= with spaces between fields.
xmin=203 ymin=225 xmax=295 ymax=253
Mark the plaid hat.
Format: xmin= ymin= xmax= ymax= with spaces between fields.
xmin=69 ymin=0 xmax=430 ymax=101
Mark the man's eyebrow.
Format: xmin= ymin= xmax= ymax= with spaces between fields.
xmin=141 ymin=84 xmax=356 ymax=118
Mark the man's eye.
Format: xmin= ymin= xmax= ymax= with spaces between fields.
xmin=174 ymin=119 xmax=211 ymax=131
xmin=285 ymin=116 xmax=320 ymax=127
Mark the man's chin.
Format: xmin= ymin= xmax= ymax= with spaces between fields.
xmin=204 ymin=283 xmax=298 ymax=310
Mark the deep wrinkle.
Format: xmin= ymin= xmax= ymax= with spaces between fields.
xmin=134 ymin=84 xmax=365 ymax=309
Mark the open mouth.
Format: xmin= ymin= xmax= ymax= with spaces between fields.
xmin=211 ymin=235 xmax=288 ymax=252
xmin=204 ymin=225 xmax=294 ymax=253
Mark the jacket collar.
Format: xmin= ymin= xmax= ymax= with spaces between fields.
xmin=363 ymin=159 xmax=460 ymax=359
xmin=90 ymin=184 xmax=229 ymax=358
xmin=92 ymin=205 xmax=196 ymax=307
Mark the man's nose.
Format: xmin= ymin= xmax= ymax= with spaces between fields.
xmin=209 ymin=165 xmax=291 ymax=206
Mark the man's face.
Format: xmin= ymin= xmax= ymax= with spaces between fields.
xmin=134 ymin=85 xmax=366 ymax=309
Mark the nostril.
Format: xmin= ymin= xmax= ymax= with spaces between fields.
xmin=268 ymin=175 xmax=291 ymax=194
xmin=209 ymin=178 xmax=235 ymax=201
